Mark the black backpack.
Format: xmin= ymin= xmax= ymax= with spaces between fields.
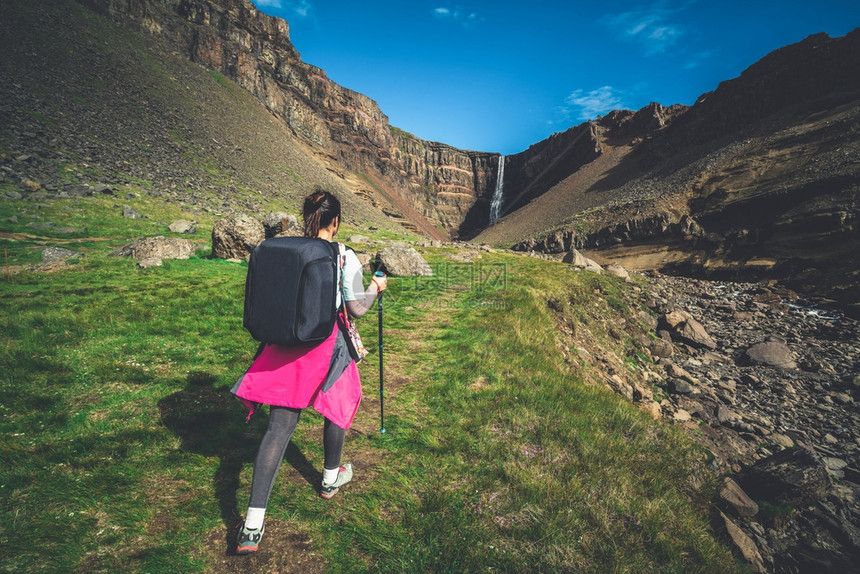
xmin=243 ymin=237 xmax=340 ymax=346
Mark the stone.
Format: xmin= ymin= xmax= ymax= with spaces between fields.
xmin=676 ymin=316 xmax=717 ymax=350
xmin=648 ymin=338 xmax=674 ymax=358
xmin=607 ymin=374 xmax=634 ymax=401
xmin=584 ymin=258 xmax=603 ymax=273
xmin=138 ymin=257 xmax=163 ymax=268
xmin=122 ymin=205 xmax=144 ymax=219
xmin=665 ymin=363 xmax=700 ymax=385
xmin=110 ymin=236 xmax=197 ymax=261
xmin=771 ymin=434 xmax=795 ymax=448
xmin=717 ymin=512 xmax=766 ymax=573
xmin=719 ymin=477 xmax=760 ymax=518
xmin=832 ymin=393 xmax=854 ymax=404
xmin=638 ymin=310 xmax=659 ymax=330
xmin=212 ymin=214 xmax=265 ymax=260
xmin=563 ymin=248 xmax=589 ymax=268
xmin=262 ymin=211 xmax=299 ymax=238
xmin=663 ymin=309 xmax=692 ymax=329
xmin=5 ymin=191 xmax=22 ymax=199
xmin=667 ymin=378 xmax=695 ymax=395
xmin=715 ymin=404 xmax=735 ymax=423
xmin=64 ymin=184 xmax=92 ymax=197
xmin=673 ymin=409 xmax=692 ymax=422
xmin=745 ymin=341 xmax=797 ymax=369
xmin=41 ymin=247 xmax=82 ymax=263
xmin=376 ymin=246 xmax=433 ymax=277
xmin=605 ymin=262 xmax=631 ymax=281
xmin=736 ymin=447 xmax=832 ymax=507
xmin=823 ymin=457 xmax=848 ymax=471
xmin=168 ymin=219 xmax=196 ymax=234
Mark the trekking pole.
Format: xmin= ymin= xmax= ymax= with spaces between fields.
xmin=375 ymin=271 xmax=385 ymax=433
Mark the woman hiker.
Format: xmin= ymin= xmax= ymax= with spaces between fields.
xmin=231 ymin=189 xmax=386 ymax=555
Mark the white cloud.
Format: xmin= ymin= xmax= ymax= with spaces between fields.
xmin=432 ymin=6 xmax=482 ymax=27
xmin=255 ymin=0 xmax=312 ymax=18
xmin=602 ymin=3 xmax=686 ymax=55
xmin=562 ymin=86 xmax=626 ymax=121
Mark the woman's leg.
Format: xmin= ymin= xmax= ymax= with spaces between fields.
xmin=320 ymin=418 xmax=353 ymax=498
xmin=244 ymin=406 xmax=301 ymax=527
xmin=322 ymin=417 xmax=346 ymax=471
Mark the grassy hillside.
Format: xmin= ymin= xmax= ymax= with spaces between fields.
xmin=0 ymin=246 xmax=742 ymax=573
xmin=0 ymin=0 xmax=408 ymax=270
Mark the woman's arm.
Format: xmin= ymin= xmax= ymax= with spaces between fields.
xmin=345 ymin=269 xmax=385 ymax=318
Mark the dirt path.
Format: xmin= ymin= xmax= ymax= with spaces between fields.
xmin=201 ymin=289 xmax=457 ymax=572
xmin=0 ymin=231 xmax=118 ymax=243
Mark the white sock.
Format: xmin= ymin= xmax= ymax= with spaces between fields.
xmin=244 ymin=506 xmax=266 ymax=530
xmin=322 ymin=466 xmax=340 ymax=484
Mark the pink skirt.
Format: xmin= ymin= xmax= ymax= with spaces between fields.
xmin=232 ymin=324 xmax=362 ymax=429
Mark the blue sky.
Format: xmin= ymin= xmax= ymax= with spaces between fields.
xmin=252 ymin=1 xmax=859 ymax=155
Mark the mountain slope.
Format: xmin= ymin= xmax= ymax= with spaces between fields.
xmin=0 ymin=0 xmax=408 ymax=234
xmin=476 ymin=31 xmax=860 ymax=312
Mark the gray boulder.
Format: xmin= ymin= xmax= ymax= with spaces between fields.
xmin=41 ymin=247 xmax=82 ymax=263
xmin=168 ymin=219 xmax=196 ymax=234
xmin=111 ymin=236 xmax=197 ymax=260
xmin=716 ymin=512 xmax=767 ymax=573
xmin=263 ymin=211 xmax=299 ymax=238
xmin=736 ymin=447 xmax=831 ymax=507
xmin=745 ymin=341 xmax=797 ymax=369
xmin=122 ymin=205 xmax=143 ymax=219
xmin=212 ymin=214 xmax=265 ymax=260
xmin=718 ymin=477 xmax=759 ymax=518
xmin=605 ymin=262 xmax=631 ymax=281
xmin=563 ymin=248 xmax=589 ymax=267
xmin=661 ymin=309 xmax=717 ymax=350
xmin=137 ymin=257 xmax=163 ymax=269
xmin=376 ymin=246 xmax=433 ymax=277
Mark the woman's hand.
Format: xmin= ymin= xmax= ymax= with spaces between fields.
xmin=372 ymin=274 xmax=387 ymax=292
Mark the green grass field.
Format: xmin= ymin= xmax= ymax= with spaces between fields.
xmin=0 ymin=226 xmax=742 ymax=572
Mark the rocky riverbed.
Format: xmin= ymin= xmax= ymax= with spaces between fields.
xmin=637 ymin=270 xmax=859 ymax=573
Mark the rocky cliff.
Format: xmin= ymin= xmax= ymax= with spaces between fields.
xmin=487 ymin=31 xmax=860 ymax=315
xmin=78 ymin=0 xmax=502 ymax=240
xmin=67 ymin=0 xmax=860 ymax=311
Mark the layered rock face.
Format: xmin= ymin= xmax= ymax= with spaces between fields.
xmin=392 ymin=133 xmax=498 ymax=237
xmin=501 ymin=31 xmax=860 ymax=314
xmin=78 ymin=0 xmax=499 ymax=239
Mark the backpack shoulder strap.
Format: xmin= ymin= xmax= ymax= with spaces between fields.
xmin=337 ymin=242 xmax=347 ymax=312
xmin=337 ymin=242 xmax=347 ymax=268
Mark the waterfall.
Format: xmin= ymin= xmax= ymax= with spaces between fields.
xmin=489 ymin=154 xmax=505 ymax=224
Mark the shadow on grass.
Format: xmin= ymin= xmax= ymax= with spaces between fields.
xmin=158 ymin=371 xmax=320 ymax=554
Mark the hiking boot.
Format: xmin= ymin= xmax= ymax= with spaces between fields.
xmin=320 ymin=463 xmax=353 ymax=499
xmin=236 ymin=523 xmax=264 ymax=555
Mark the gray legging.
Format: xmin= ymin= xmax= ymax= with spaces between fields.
xmin=248 ymin=406 xmax=346 ymax=507
xmin=247 ymin=272 xmax=378 ymax=508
